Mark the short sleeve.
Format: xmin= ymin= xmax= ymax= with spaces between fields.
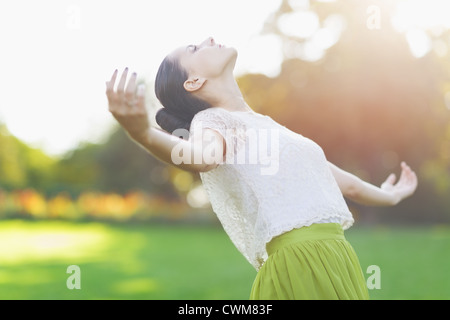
xmin=190 ymin=108 xmax=246 ymax=163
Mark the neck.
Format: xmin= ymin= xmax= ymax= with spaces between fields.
xmin=202 ymin=72 xmax=253 ymax=113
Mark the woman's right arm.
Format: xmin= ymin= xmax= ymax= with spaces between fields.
xmin=140 ymin=126 xmax=224 ymax=173
xmin=105 ymin=68 xmax=224 ymax=173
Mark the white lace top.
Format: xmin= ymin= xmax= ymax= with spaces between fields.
xmin=189 ymin=107 xmax=354 ymax=270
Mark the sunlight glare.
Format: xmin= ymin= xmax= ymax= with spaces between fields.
xmin=405 ymin=28 xmax=432 ymax=58
xmin=391 ymin=0 xmax=450 ymax=59
xmin=186 ymin=184 xmax=210 ymax=208
xmin=0 ymin=221 xmax=113 ymax=265
xmin=288 ymin=0 xmax=310 ymax=10
xmin=241 ymin=34 xmax=283 ymax=77
xmin=278 ymin=11 xmax=320 ymax=39
xmin=392 ymin=0 xmax=450 ymax=32
xmin=310 ymin=14 xmax=346 ymax=51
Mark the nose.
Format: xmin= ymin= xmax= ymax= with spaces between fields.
xmin=202 ymin=37 xmax=215 ymax=47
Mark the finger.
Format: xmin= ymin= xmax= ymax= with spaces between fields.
xmin=386 ymin=173 xmax=396 ymax=184
xmin=399 ymin=164 xmax=416 ymax=187
xmin=400 ymin=161 xmax=409 ymax=173
xmin=136 ymin=84 xmax=146 ymax=109
xmin=407 ymin=168 xmax=417 ymax=185
xmin=125 ymin=72 xmax=137 ymax=101
xmin=381 ymin=173 xmax=396 ymax=188
xmin=398 ymin=167 xmax=407 ymax=184
xmin=117 ymin=67 xmax=129 ymax=95
xmin=402 ymin=169 xmax=418 ymax=194
xmin=401 ymin=162 xmax=412 ymax=176
xmin=407 ymin=172 xmax=417 ymax=187
xmin=402 ymin=162 xmax=414 ymax=176
xmin=106 ymin=69 xmax=118 ymax=93
xmin=401 ymin=162 xmax=409 ymax=172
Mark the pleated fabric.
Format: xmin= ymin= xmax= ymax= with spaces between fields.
xmin=250 ymin=223 xmax=369 ymax=300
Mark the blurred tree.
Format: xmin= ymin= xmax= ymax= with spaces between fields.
xmin=0 ymin=124 xmax=26 ymax=189
xmin=50 ymin=141 xmax=101 ymax=196
xmin=0 ymin=123 xmax=55 ymax=191
xmin=94 ymin=126 xmax=179 ymax=198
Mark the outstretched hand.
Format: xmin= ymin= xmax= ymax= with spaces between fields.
xmin=106 ymin=68 xmax=150 ymax=142
xmin=381 ymin=162 xmax=418 ymax=204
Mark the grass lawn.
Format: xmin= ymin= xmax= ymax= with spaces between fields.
xmin=0 ymin=220 xmax=449 ymax=300
xmin=346 ymin=225 xmax=450 ymax=300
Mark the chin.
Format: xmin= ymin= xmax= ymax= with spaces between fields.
xmin=226 ymin=47 xmax=238 ymax=67
xmin=227 ymin=46 xmax=238 ymax=57
xmin=215 ymin=47 xmax=238 ymax=76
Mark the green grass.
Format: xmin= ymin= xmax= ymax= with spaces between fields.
xmin=0 ymin=220 xmax=255 ymax=300
xmin=0 ymin=220 xmax=449 ymax=300
xmin=346 ymin=225 xmax=450 ymax=300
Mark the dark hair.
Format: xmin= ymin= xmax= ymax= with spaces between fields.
xmin=154 ymin=55 xmax=212 ymax=136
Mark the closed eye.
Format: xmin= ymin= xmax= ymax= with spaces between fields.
xmin=187 ymin=45 xmax=198 ymax=53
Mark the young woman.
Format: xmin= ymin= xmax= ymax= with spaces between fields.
xmin=105 ymin=37 xmax=418 ymax=300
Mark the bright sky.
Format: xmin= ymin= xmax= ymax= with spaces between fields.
xmin=0 ymin=0 xmax=449 ymax=156
xmin=0 ymin=0 xmax=283 ymax=156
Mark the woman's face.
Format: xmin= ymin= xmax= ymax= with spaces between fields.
xmin=171 ymin=37 xmax=237 ymax=81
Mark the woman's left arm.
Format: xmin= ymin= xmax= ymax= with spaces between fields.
xmin=328 ymin=161 xmax=418 ymax=206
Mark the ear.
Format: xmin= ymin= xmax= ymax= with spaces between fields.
xmin=183 ymin=77 xmax=207 ymax=92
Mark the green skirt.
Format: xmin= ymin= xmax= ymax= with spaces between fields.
xmin=250 ymin=223 xmax=369 ymax=300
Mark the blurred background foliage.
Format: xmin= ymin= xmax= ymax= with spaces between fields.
xmin=238 ymin=0 xmax=450 ymax=225
xmin=0 ymin=124 xmax=209 ymax=223
xmin=1 ymin=0 xmax=449 ymax=225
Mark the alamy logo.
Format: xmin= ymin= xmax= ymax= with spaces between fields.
xmin=366 ymin=265 xmax=381 ymax=290
xmin=66 ymin=265 xmax=81 ymax=290
xmin=170 ymin=121 xmax=280 ymax=175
